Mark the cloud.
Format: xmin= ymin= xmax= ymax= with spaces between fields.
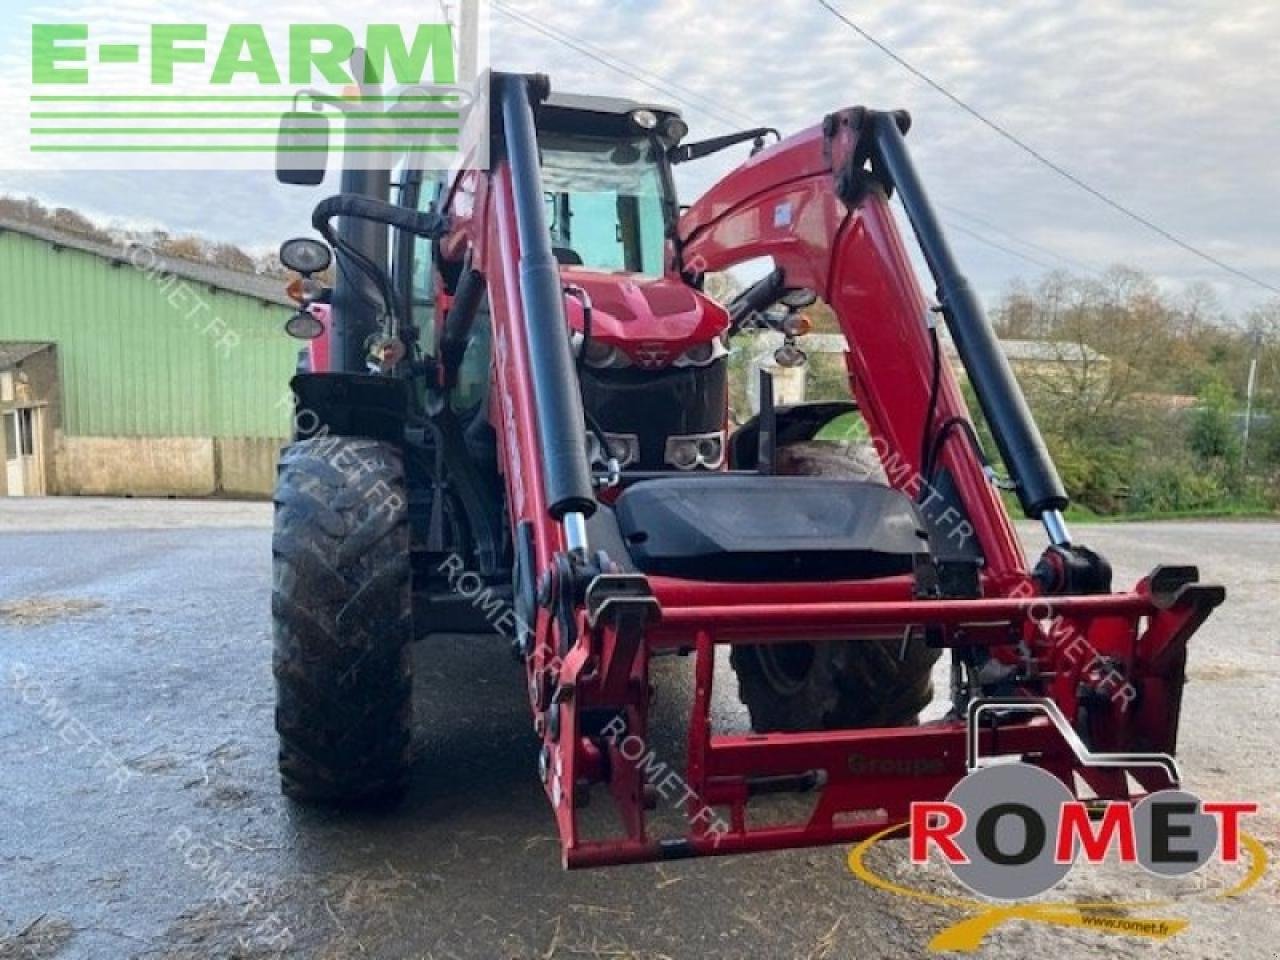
xmin=2 ymin=0 xmax=1276 ymax=313
xmin=487 ymin=0 xmax=1280 ymax=311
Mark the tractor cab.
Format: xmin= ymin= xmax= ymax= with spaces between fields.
xmin=535 ymin=92 xmax=682 ymax=274
xmin=532 ymin=94 xmax=733 ymax=476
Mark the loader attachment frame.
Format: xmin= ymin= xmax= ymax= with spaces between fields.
xmin=449 ymin=77 xmax=1223 ymax=868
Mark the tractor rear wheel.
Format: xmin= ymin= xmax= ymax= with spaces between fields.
xmin=731 ymin=439 xmax=940 ymax=732
xmin=272 ymin=436 xmax=413 ymax=805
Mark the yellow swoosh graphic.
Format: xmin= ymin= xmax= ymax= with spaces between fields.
xmin=847 ymin=823 xmax=1269 ymax=953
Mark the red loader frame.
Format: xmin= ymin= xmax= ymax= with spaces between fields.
xmin=447 ymin=77 xmax=1223 ymax=868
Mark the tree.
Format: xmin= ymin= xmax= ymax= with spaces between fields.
xmin=1189 ymin=377 xmax=1240 ymax=463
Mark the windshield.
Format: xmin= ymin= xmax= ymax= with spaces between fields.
xmin=539 ymin=133 xmax=669 ymax=276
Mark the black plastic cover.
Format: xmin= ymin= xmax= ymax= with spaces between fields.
xmin=613 ymin=476 xmax=928 ymax=582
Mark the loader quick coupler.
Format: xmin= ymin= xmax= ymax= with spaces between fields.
xmin=534 ymin=553 xmax=655 ymax=742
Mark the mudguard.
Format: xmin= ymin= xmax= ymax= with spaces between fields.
xmin=289 ymin=373 xmax=409 ymax=444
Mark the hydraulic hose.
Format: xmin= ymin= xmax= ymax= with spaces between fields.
xmin=312 ymin=194 xmax=446 ymax=240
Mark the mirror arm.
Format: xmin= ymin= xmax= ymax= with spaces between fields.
xmin=669 ymin=127 xmax=781 ymax=165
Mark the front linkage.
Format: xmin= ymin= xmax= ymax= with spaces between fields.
xmin=513 ymin=93 xmax=1223 ymax=868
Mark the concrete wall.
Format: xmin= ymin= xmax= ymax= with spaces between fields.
xmin=54 ymin=435 xmax=284 ymax=498
xmin=215 ymin=437 xmax=285 ymax=498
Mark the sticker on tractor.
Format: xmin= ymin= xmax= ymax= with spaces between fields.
xmin=846 ymin=699 xmax=1267 ymax=953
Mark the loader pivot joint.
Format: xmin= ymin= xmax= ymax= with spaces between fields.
xmin=542 ymin=550 xmax=625 ymax=658
xmin=1034 ymin=544 xmax=1113 ymax=596
xmin=825 ymin=107 xmax=912 ymax=206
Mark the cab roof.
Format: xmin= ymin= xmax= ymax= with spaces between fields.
xmin=545 ymin=92 xmax=680 ymax=118
xmin=539 ymin=92 xmax=681 ymax=138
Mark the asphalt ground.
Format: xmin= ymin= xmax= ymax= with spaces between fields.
xmin=1 ymin=498 xmax=1277 ymax=959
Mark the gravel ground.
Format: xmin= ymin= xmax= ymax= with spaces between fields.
xmin=0 ymin=498 xmax=1276 ymax=959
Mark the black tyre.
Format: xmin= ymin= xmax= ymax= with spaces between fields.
xmin=731 ymin=439 xmax=939 ymax=732
xmin=272 ymin=436 xmax=413 ymax=805
xmin=731 ymin=636 xmax=938 ymax=732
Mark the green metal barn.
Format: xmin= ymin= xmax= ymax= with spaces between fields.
xmin=0 ymin=217 xmax=298 ymax=498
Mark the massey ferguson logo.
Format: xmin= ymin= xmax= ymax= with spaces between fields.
xmin=634 ymin=342 xmax=670 ymax=368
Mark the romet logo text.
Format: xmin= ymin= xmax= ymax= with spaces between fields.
xmin=32 ymin=24 xmax=456 ymax=87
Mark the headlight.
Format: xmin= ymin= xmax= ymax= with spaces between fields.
xmin=672 ymin=337 xmax=730 ymax=368
xmin=577 ymin=337 xmax=633 ymax=369
xmin=665 ymin=431 xmax=725 ymax=471
xmin=588 ymin=432 xmax=640 ymax=469
xmin=781 ymin=312 xmax=812 ymax=337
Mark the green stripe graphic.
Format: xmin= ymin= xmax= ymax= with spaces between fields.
xmin=30 ymin=95 xmax=460 ymax=103
xmin=31 ymin=145 xmax=460 ymax=153
xmin=32 ymin=111 xmax=459 ymax=120
xmin=32 ymin=128 xmax=460 ymax=136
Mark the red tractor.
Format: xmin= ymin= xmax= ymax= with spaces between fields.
xmin=272 ymin=73 xmax=1222 ymax=867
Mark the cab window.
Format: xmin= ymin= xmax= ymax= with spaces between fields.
xmin=539 ymin=133 xmax=668 ymax=275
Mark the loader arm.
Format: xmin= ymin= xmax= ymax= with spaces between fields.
xmin=681 ymin=108 xmax=1054 ymax=583
xmin=450 ymin=80 xmax=1223 ymax=868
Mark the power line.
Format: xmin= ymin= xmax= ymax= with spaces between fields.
xmin=814 ymin=0 xmax=1280 ymax=296
xmin=938 ymin=202 xmax=1099 ymax=276
xmin=945 ymin=222 xmax=1058 ymax=272
xmin=494 ymin=1 xmax=758 ymax=129
xmin=493 ymin=3 xmax=1091 ymax=282
xmin=491 ymin=2 xmax=749 ymax=132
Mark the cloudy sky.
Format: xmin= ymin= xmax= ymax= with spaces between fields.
xmin=2 ymin=0 xmax=1277 ymax=314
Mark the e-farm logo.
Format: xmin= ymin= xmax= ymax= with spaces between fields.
xmin=847 ymin=700 xmax=1268 ymax=952
xmin=8 ymin=3 xmax=487 ymax=171
xmin=32 ymin=23 xmax=457 ymax=88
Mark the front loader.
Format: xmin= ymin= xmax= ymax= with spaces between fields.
xmin=270 ymin=73 xmax=1223 ymax=867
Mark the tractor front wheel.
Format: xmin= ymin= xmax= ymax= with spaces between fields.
xmin=272 ymin=436 xmax=413 ymax=805
xmin=731 ymin=439 xmax=939 ymax=732
xmin=731 ymin=637 xmax=938 ymax=732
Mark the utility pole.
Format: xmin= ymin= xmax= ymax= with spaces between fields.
xmin=440 ymin=0 xmax=479 ymax=82
xmin=1242 ymin=330 xmax=1262 ymax=471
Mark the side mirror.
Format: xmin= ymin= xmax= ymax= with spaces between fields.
xmin=276 ymin=111 xmax=330 ymax=187
xmin=285 ymin=308 xmax=326 ymax=340
xmin=279 ymin=237 xmax=332 ymax=275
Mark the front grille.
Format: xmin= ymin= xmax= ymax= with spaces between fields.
xmin=579 ymin=360 xmax=727 ymax=470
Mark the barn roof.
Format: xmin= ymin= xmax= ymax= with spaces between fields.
xmin=0 ymin=217 xmax=292 ymax=307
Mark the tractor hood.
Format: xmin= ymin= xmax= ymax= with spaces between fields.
xmin=561 ymin=268 xmax=730 ymax=370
